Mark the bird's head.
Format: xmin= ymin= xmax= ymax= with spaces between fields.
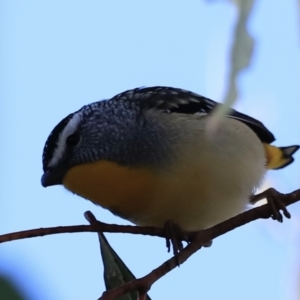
xmin=41 ymin=99 xmax=139 ymax=187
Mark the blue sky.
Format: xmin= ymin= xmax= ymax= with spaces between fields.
xmin=1 ymin=1 xmax=300 ymax=299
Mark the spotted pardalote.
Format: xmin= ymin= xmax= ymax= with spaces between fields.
xmin=41 ymin=87 xmax=299 ymax=231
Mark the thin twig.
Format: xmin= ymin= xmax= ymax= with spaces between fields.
xmin=0 ymin=189 xmax=299 ymax=300
xmin=98 ymin=188 xmax=300 ymax=300
xmin=0 ymin=221 xmax=166 ymax=244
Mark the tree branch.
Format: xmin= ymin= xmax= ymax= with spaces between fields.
xmin=98 ymin=188 xmax=300 ymax=299
xmin=0 ymin=221 xmax=166 ymax=244
xmin=0 ymin=188 xmax=299 ymax=299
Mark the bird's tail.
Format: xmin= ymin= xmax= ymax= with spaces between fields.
xmin=264 ymin=144 xmax=299 ymax=169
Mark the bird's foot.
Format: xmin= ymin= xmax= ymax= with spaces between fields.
xmin=250 ymin=188 xmax=291 ymax=222
xmin=163 ymin=220 xmax=190 ymax=265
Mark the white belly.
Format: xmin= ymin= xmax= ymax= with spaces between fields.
xmin=133 ymin=116 xmax=266 ymax=231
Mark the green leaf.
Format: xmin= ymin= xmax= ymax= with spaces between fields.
xmin=98 ymin=232 xmax=151 ymax=300
xmin=0 ymin=275 xmax=27 ymax=300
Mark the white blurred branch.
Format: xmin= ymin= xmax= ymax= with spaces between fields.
xmin=208 ymin=0 xmax=255 ymax=131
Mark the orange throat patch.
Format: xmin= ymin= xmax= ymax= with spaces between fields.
xmin=62 ymin=160 xmax=159 ymax=219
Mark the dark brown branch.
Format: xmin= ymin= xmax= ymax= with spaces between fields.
xmin=98 ymin=188 xmax=300 ymax=300
xmin=0 ymin=189 xmax=299 ymax=299
xmin=0 ymin=221 xmax=165 ymax=244
xmin=1 ymin=188 xmax=298 ymax=246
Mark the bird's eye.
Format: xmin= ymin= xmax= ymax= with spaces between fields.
xmin=66 ymin=133 xmax=80 ymax=147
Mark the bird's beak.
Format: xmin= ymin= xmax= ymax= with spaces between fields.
xmin=41 ymin=167 xmax=66 ymax=187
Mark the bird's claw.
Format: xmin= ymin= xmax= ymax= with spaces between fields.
xmin=250 ymin=188 xmax=291 ymax=222
xmin=163 ymin=220 xmax=189 ymax=265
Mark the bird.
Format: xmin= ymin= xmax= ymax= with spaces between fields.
xmin=41 ymin=86 xmax=299 ymax=234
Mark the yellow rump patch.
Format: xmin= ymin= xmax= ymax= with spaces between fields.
xmin=263 ymin=143 xmax=290 ymax=170
xmin=62 ymin=160 xmax=159 ymax=219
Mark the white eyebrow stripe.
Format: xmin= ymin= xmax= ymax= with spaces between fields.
xmin=47 ymin=112 xmax=82 ymax=168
